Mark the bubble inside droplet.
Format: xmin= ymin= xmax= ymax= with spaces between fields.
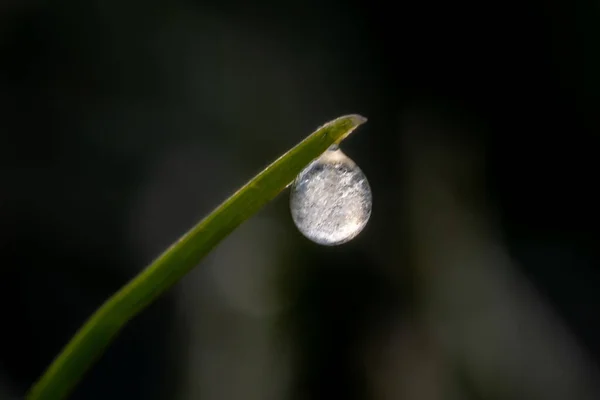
xmin=289 ymin=147 xmax=372 ymax=245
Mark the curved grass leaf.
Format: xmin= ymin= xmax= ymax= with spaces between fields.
xmin=26 ymin=114 xmax=367 ymax=399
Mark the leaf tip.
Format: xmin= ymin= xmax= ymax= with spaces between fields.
xmin=349 ymin=114 xmax=368 ymax=125
xmin=328 ymin=114 xmax=368 ymax=144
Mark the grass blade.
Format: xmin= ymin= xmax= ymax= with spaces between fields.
xmin=26 ymin=114 xmax=367 ymax=400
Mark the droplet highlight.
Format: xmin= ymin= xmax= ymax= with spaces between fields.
xmin=289 ymin=146 xmax=372 ymax=245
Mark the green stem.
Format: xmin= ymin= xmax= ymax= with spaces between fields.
xmin=26 ymin=114 xmax=367 ymax=400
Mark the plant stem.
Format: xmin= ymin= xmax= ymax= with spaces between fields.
xmin=26 ymin=114 xmax=367 ymax=400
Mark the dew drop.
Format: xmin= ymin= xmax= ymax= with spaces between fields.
xmin=289 ymin=146 xmax=372 ymax=245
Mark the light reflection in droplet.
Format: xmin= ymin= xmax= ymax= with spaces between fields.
xmin=289 ymin=146 xmax=372 ymax=245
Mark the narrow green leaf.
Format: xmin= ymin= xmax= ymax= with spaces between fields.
xmin=26 ymin=114 xmax=367 ymax=400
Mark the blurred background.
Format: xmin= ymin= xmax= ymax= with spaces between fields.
xmin=1 ymin=0 xmax=599 ymax=399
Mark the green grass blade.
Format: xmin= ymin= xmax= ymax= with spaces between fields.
xmin=26 ymin=114 xmax=367 ymax=400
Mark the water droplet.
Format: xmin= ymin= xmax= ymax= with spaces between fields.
xmin=289 ymin=146 xmax=372 ymax=245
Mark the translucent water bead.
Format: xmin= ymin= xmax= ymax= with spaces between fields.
xmin=289 ymin=145 xmax=372 ymax=245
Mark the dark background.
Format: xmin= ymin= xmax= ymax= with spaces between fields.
xmin=1 ymin=0 xmax=598 ymax=399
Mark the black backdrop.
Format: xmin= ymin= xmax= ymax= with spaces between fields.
xmin=1 ymin=0 xmax=598 ymax=399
